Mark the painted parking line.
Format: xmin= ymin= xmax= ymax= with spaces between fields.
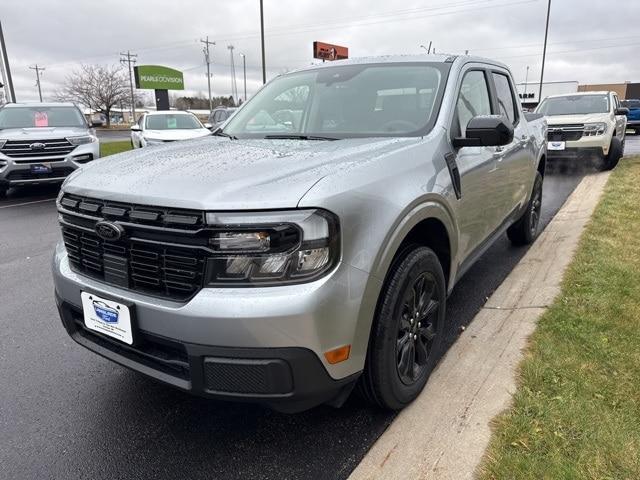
xmin=0 ymin=198 xmax=56 ymax=209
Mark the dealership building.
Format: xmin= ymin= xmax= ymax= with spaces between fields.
xmin=517 ymin=80 xmax=640 ymax=109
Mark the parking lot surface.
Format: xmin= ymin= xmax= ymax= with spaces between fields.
xmin=4 ymin=136 xmax=638 ymax=479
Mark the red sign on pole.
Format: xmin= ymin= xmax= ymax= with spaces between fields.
xmin=313 ymin=42 xmax=348 ymax=61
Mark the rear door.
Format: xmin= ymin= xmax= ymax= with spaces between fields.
xmin=612 ymin=94 xmax=626 ymax=138
xmin=449 ymin=67 xmax=500 ymax=259
xmin=489 ymin=70 xmax=534 ymax=220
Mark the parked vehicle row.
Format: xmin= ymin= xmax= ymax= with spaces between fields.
xmin=621 ymin=99 xmax=640 ymax=135
xmin=0 ymin=102 xmax=99 ymax=197
xmin=536 ymin=91 xmax=628 ymax=170
xmin=130 ymin=111 xmax=212 ymax=148
xmin=52 ymin=54 xmax=548 ymax=412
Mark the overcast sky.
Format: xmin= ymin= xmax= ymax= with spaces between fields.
xmin=2 ymin=0 xmax=640 ymax=104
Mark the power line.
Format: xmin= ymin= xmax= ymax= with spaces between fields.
xmin=29 ymin=64 xmax=45 ymax=102
xmin=200 ymin=36 xmax=216 ymax=113
xmin=119 ymin=51 xmax=137 ymax=122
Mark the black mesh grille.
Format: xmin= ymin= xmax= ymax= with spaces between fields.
xmin=62 ymin=227 xmax=207 ymax=301
xmin=58 ymin=194 xmax=210 ymax=301
xmin=547 ymin=124 xmax=584 ymax=142
xmin=1 ymin=138 xmax=76 ymax=158
xmin=203 ymin=358 xmax=293 ymax=394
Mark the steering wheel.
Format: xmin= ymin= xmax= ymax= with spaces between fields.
xmin=272 ymin=110 xmax=296 ymax=129
xmin=380 ymin=119 xmax=419 ymax=132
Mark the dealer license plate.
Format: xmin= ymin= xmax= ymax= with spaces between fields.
xmin=81 ymin=292 xmax=134 ymax=345
xmin=548 ymin=141 xmax=566 ymax=151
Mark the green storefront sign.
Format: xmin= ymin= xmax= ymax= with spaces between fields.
xmin=134 ymin=65 xmax=184 ymax=90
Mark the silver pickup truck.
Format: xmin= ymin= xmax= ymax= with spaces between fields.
xmin=0 ymin=102 xmax=100 ymax=197
xmin=53 ymin=55 xmax=546 ymax=413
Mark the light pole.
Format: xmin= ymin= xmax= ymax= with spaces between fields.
xmin=260 ymin=0 xmax=266 ymax=84
xmin=240 ymin=53 xmax=247 ymax=103
xmin=524 ymin=65 xmax=530 ymax=97
xmin=420 ymin=42 xmax=432 ymax=54
xmin=539 ymin=0 xmax=551 ymax=104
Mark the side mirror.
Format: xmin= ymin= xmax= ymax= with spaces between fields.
xmin=453 ymin=115 xmax=514 ymax=148
xmin=130 ymin=125 xmax=141 ymax=132
xmin=90 ymin=121 xmax=102 ymax=128
xmin=204 ymin=123 xmax=213 ymax=129
xmin=615 ymin=107 xmax=629 ymax=116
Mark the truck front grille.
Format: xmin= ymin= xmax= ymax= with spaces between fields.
xmin=0 ymin=138 xmax=76 ymax=158
xmin=7 ymin=166 xmax=75 ymax=181
xmin=547 ymin=124 xmax=584 ymax=142
xmin=58 ymin=194 xmax=209 ymax=301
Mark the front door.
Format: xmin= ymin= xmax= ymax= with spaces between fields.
xmin=449 ymin=68 xmax=500 ymax=259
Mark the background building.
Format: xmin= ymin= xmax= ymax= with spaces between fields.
xmin=579 ymin=82 xmax=640 ymax=99
xmin=516 ymin=80 xmax=579 ymax=109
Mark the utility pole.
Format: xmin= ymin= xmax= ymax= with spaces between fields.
xmin=0 ymin=20 xmax=16 ymax=102
xmin=228 ymin=45 xmax=238 ymax=105
xmin=539 ymin=0 xmax=551 ymax=104
xmin=260 ymin=0 xmax=266 ymax=84
xmin=120 ymin=51 xmax=137 ymax=123
xmin=29 ymin=64 xmax=45 ymax=102
xmin=201 ymin=36 xmax=216 ymax=114
xmin=240 ymin=53 xmax=247 ymax=103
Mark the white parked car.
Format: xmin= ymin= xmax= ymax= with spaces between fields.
xmin=131 ymin=111 xmax=212 ymax=148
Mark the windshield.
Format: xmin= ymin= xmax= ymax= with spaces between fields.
xmin=222 ymin=63 xmax=449 ymax=139
xmin=0 ymin=106 xmax=86 ymax=129
xmin=536 ymin=95 xmax=610 ymax=116
xmin=145 ymin=114 xmax=203 ymax=130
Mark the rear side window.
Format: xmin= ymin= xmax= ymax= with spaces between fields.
xmin=455 ymin=70 xmax=492 ymax=137
xmin=492 ymin=73 xmax=517 ymax=125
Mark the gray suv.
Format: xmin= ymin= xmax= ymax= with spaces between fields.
xmin=53 ymin=55 xmax=546 ymax=412
xmin=0 ymin=102 xmax=100 ymax=197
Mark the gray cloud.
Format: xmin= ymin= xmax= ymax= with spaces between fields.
xmin=2 ymin=0 xmax=640 ymax=103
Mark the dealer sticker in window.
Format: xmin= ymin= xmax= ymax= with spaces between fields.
xmin=80 ymin=292 xmax=133 ymax=345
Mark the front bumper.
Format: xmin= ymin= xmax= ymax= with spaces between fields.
xmin=0 ymin=142 xmax=99 ymax=188
xmin=52 ymin=243 xmax=378 ymax=411
xmin=547 ymin=146 xmax=606 ymax=161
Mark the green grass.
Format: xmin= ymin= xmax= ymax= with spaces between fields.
xmin=100 ymin=140 xmax=132 ymax=157
xmin=480 ymin=157 xmax=640 ymax=480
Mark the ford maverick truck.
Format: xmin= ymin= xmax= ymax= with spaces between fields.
xmin=53 ymin=55 xmax=547 ymax=412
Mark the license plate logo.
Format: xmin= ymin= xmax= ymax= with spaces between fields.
xmin=92 ymin=301 xmax=119 ymax=323
xmin=31 ymin=164 xmax=52 ymax=174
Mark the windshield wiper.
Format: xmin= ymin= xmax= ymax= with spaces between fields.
xmin=212 ymin=130 xmax=237 ymax=140
xmin=263 ymin=134 xmax=338 ymax=141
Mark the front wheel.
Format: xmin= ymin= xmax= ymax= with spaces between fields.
xmin=507 ymin=171 xmax=543 ymax=246
xmin=359 ymin=245 xmax=446 ymax=410
xmin=600 ymin=136 xmax=623 ymax=171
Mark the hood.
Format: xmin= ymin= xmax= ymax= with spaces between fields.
xmin=546 ymin=113 xmax=611 ymax=125
xmin=0 ymin=126 xmax=90 ymax=140
xmin=143 ymin=129 xmax=212 ymax=141
xmin=64 ymin=136 xmax=417 ymax=210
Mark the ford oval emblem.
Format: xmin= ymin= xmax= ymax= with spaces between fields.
xmin=95 ymin=221 xmax=124 ymax=242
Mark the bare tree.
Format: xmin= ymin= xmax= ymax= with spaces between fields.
xmin=56 ymin=64 xmax=136 ymax=127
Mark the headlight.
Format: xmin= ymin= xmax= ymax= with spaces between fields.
xmin=66 ymin=135 xmax=98 ymax=145
xmin=0 ymin=139 xmax=6 ymax=149
xmin=143 ymin=137 xmax=164 ymax=145
xmin=204 ymin=209 xmax=340 ymax=286
xmin=583 ymin=123 xmax=607 ymax=136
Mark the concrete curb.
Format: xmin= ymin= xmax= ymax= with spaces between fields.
xmin=348 ymin=171 xmax=611 ymax=480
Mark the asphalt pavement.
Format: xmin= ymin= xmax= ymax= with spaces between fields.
xmin=3 ymin=137 xmax=639 ymax=479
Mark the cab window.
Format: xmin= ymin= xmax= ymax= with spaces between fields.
xmin=492 ymin=73 xmax=518 ymax=125
xmin=454 ymin=70 xmax=492 ymax=138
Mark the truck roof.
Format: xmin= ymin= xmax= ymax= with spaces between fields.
xmin=291 ymin=54 xmax=510 ymax=74
xmin=2 ymin=102 xmax=78 ymax=108
xmin=546 ymin=91 xmax=611 ymax=99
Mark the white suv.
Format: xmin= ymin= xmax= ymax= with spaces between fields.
xmin=536 ymin=91 xmax=627 ymax=170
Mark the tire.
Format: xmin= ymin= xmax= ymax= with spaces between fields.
xmin=507 ymin=171 xmax=543 ymax=246
xmin=601 ymin=136 xmax=623 ymax=171
xmin=0 ymin=186 xmax=7 ymax=198
xmin=359 ymin=245 xmax=446 ymax=410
